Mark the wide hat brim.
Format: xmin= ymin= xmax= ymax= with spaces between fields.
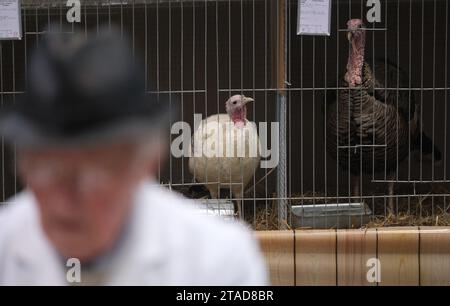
xmin=0 ymin=27 xmax=174 ymax=150
xmin=0 ymin=100 xmax=172 ymax=150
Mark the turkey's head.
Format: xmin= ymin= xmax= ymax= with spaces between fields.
xmin=225 ymin=95 xmax=254 ymax=128
xmin=345 ymin=19 xmax=366 ymax=87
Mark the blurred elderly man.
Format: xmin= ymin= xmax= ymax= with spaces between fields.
xmin=0 ymin=29 xmax=267 ymax=285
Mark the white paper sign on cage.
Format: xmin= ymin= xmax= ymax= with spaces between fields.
xmin=0 ymin=0 xmax=22 ymax=40
xmin=297 ymin=0 xmax=331 ymax=36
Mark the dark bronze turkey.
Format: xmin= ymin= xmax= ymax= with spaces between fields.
xmin=326 ymin=19 xmax=441 ymax=213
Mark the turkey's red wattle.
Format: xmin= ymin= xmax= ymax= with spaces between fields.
xmin=345 ymin=32 xmax=366 ymax=87
xmin=231 ymin=106 xmax=247 ymax=126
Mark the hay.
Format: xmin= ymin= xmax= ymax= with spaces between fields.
xmin=250 ymin=195 xmax=290 ymax=231
xmin=366 ymin=212 xmax=450 ymax=227
xmin=364 ymin=184 xmax=450 ymax=227
xmin=249 ymin=189 xmax=450 ymax=230
xmin=166 ymin=182 xmax=450 ymax=230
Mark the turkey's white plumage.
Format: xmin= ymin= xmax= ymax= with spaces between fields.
xmin=189 ymin=96 xmax=260 ymax=216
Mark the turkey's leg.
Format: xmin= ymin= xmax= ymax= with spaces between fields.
xmin=351 ymin=174 xmax=361 ymax=202
xmin=387 ymin=172 xmax=396 ymax=215
xmin=208 ymin=184 xmax=219 ymax=199
xmin=234 ymin=191 xmax=243 ymax=219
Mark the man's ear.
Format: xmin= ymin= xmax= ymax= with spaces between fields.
xmin=16 ymin=151 xmax=28 ymax=180
xmin=145 ymin=139 xmax=168 ymax=178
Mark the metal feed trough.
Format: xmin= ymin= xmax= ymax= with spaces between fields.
xmin=291 ymin=202 xmax=372 ymax=229
xmin=193 ymin=199 xmax=235 ymax=221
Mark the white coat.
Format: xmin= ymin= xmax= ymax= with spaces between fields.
xmin=0 ymin=180 xmax=268 ymax=285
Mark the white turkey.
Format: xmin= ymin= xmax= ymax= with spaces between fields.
xmin=189 ymin=95 xmax=260 ymax=217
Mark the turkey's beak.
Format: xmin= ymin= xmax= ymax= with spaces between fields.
xmin=243 ymin=97 xmax=254 ymax=104
xmin=347 ymin=31 xmax=352 ymax=41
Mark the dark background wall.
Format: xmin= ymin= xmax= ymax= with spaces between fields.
xmin=0 ymin=0 xmax=449 ymax=203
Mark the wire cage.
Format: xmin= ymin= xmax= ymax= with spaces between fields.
xmin=0 ymin=0 xmax=449 ymax=231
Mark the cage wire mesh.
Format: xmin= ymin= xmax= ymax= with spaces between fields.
xmin=0 ymin=0 xmax=449 ymax=230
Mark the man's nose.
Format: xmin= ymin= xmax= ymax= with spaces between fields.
xmin=49 ymin=185 xmax=83 ymax=217
xmin=54 ymin=175 xmax=92 ymax=207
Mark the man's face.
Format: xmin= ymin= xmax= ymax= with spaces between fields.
xmin=18 ymin=142 xmax=156 ymax=262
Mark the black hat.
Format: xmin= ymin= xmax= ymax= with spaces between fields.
xmin=0 ymin=27 xmax=169 ymax=149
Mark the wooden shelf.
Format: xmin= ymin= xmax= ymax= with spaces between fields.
xmin=420 ymin=227 xmax=450 ymax=285
xmin=255 ymin=227 xmax=450 ymax=286
xmin=377 ymin=227 xmax=420 ymax=286
xmin=254 ymin=230 xmax=295 ymax=286
xmin=295 ymin=230 xmax=336 ymax=286
xmin=337 ymin=229 xmax=377 ymax=286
